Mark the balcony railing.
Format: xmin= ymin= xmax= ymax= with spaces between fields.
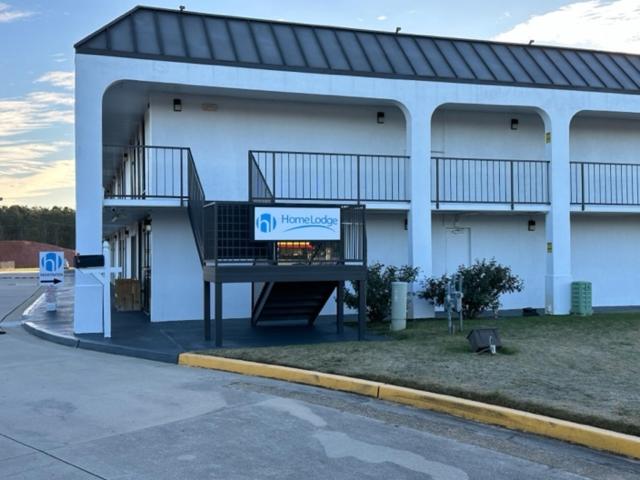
xmin=431 ymin=157 xmax=550 ymax=209
xmin=571 ymin=161 xmax=640 ymax=209
xmin=104 ymin=145 xmax=189 ymax=199
xmin=249 ymin=150 xmax=409 ymax=203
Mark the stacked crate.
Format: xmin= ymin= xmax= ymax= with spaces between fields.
xmin=571 ymin=281 xmax=592 ymax=316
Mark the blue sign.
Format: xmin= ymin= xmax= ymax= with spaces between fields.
xmin=39 ymin=251 xmax=64 ymax=285
xmin=254 ymin=207 xmax=341 ymax=241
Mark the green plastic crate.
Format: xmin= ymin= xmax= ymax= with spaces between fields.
xmin=571 ymin=281 xmax=593 ymax=316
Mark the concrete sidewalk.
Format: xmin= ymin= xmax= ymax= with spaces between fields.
xmin=22 ymin=272 xmax=380 ymax=363
xmin=1 ymin=324 xmax=639 ymax=479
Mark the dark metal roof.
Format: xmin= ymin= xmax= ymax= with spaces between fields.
xmin=75 ymin=6 xmax=640 ymax=95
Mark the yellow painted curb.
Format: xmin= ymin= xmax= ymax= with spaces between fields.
xmin=378 ymin=384 xmax=640 ymax=460
xmin=179 ymin=353 xmax=640 ymax=460
xmin=179 ymin=353 xmax=381 ymax=398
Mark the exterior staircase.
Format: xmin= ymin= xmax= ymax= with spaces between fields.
xmin=251 ymin=281 xmax=337 ymax=326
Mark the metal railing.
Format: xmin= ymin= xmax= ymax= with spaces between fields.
xmin=249 ymin=150 xmax=409 ymax=203
xmin=431 ymin=157 xmax=550 ymax=209
xmin=202 ymin=202 xmax=366 ymax=266
xmin=571 ymin=161 xmax=640 ymax=209
xmin=187 ymin=150 xmax=206 ymax=263
xmin=104 ymin=145 xmax=189 ymax=199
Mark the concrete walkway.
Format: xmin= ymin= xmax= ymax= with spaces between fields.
xmin=22 ymin=273 xmax=376 ymax=363
xmin=0 ymin=326 xmax=639 ymax=478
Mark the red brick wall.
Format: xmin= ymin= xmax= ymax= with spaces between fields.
xmin=0 ymin=241 xmax=76 ymax=268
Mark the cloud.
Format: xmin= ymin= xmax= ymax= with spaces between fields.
xmin=0 ymin=141 xmax=72 ymax=177
xmin=36 ymin=71 xmax=74 ymax=90
xmin=377 ymin=15 xmax=387 ymax=21
xmin=0 ymin=91 xmax=74 ymax=137
xmin=0 ymin=2 xmax=33 ymax=22
xmin=0 ymin=159 xmax=74 ymax=206
xmin=494 ymin=0 xmax=640 ymax=53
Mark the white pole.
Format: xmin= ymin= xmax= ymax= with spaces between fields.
xmin=102 ymin=241 xmax=111 ymax=338
xmin=390 ymin=281 xmax=408 ymax=331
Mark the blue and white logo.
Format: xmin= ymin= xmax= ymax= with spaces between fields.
xmin=39 ymin=251 xmax=64 ymax=285
xmin=256 ymin=213 xmax=277 ymax=233
xmin=40 ymin=252 xmax=63 ymax=272
xmin=254 ymin=207 xmax=341 ymax=241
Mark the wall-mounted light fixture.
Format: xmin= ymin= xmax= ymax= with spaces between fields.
xmin=510 ymin=118 xmax=519 ymax=130
xmin=377 ymin=111 xmax=385 ymax=124
xmin=173 ymin=98 xmax=182 ymax=112
xmin=528 ymin=219 xmax=536 ymax=231
xmin=404 ymin=217 xmax=408 ymax=230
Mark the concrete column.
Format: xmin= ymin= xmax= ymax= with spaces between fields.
xmin=73 ymin=60 xmax=108 ymax=333
xmin=404 ymin=104 xmax=435 ymax=318
xmin=542 ymin=110 xmax=573 ymax=314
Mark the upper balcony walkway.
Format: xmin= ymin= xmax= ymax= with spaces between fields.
xmin=103 ymin=145 xmax=190 ymax=207
xmin=249 ymin=150 xmax=410 ymax=206
xmin=103 ymin=145 xmax=640 ymax=213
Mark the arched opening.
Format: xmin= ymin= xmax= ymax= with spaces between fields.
xmin=429 ymin=103 xmax=548 ymax=312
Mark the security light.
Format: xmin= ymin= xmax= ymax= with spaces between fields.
xmin=528 ymin=219 xmax=536 ymax=231
xmin=173 ymin=98 xmax=182 ymax=112
xmin=510 ymin=118 xmax=519 ymax=130
xmin=377 ymin=112 xmax=385 ymax=124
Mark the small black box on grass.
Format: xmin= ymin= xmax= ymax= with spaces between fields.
xmin=467 ymin=328 xmax=502 ymax=352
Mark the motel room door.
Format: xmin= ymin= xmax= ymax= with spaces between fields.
xmin=445 ymin=227 xmax=471 ymax=274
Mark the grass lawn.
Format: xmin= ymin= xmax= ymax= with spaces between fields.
xmin=204 ymin=313 xmax=640 ymax=436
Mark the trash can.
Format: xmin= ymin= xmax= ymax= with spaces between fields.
xmin=571 ymin=281 xmax=592 ymax=316
xmin=390 ymin=282 xmax=408 ymax=331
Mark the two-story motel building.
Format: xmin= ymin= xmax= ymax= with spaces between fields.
xmin=74 ymin=6 xmax=640 ymax=338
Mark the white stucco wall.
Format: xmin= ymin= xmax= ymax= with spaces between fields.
xmin=74 ymin=50 xmax=640 ymax=333
xmin=571 ymin=215 xmax=640 ymax=307
xmin=432 ymin=109 xmax=546 ymax=160
xmin=147 ymin=93 xmax=407 ymax=201
xmin=571 ymin=116 xmax=640 ymax=164
xmin=432 ymin=213 xmax=547 ymax=311
xmin=150 ymin=208 xmax=203 ymax=321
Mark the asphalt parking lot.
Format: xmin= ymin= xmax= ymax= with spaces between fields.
xmin=0 ymin=277 xmax=638 ymax=479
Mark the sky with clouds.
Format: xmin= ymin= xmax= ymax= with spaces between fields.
xmin=0 ymin=0 xmax=639 ymax=208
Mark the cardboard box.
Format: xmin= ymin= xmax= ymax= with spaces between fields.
xmin=115 ymin=279 xmax=141 ymax=311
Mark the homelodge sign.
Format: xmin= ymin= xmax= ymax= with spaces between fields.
xmin=254 ymin=206 xmax=341 ymax=241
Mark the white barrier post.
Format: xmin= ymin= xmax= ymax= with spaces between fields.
xmin=102 ymin=241 xmax=112 ymax=338
xmin=390 ymin=281 xmax=408 ymax=331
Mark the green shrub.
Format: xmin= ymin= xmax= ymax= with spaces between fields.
xmin=419 ymin=258 xmax=523 ymax=319
xmin=344 ymin=263 xmax=420 ymax=323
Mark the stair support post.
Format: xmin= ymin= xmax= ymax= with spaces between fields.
xmin=215 ymin=281 xmax=223 ymax=347
xmin=204 ymin=281 xmax=211 ymax=341
xmin=336 ymin=282 xmax=344 ymax=335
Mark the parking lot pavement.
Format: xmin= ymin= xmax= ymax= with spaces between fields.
xmin=0 ymin=272 xmax=41 ymax=327
xmin=1 ymin=277 xmax=639 ymax=479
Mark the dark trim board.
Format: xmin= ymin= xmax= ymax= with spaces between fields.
xmin=203 ymin=264 xmax=367 ymax=283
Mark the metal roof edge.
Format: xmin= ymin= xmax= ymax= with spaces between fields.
xmin=73 ymin=4 xmax=640 ymax=61
xmin=73 ymin=5 xmax=143 ymax=49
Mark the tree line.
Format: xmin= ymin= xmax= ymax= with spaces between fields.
xmin=0 ymin=206 xmax=75 ymax=249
